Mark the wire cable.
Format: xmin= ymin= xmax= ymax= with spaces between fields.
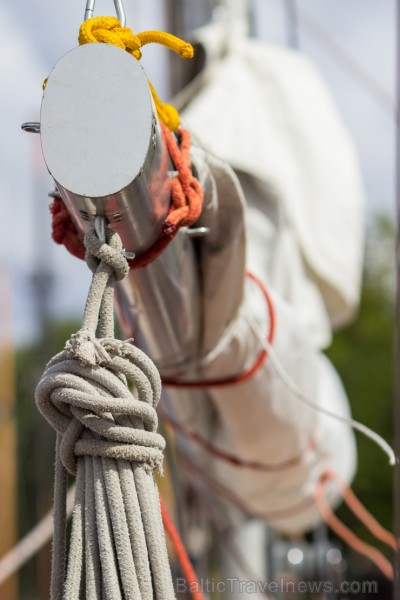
xmin=284 ymin=0 xmax=299 ymax=49
xmin=287 ymin=4 xmax=395 ymax=119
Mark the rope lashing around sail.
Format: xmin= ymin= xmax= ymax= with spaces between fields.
xmin=163 ymin=271 xmax=276 ymax=387
xmin=50 ymin=124 xmax=204 ymax=269
xmin=79 ymin=17 xmax=194 ymax=131
xmin=35 ymin=227 xmax=177 ymax=600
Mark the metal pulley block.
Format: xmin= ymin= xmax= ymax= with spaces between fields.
xmin=40 ymin=42 xmax=172 ymax=256
xmin=22 ymin=16 xmax=202 ymax=374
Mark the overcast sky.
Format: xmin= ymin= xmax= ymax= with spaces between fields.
xmin=0 ymin=0 xmax=396 ymax=343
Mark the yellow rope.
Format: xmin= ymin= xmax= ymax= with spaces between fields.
xmin=137 ymin=30 xmax=194 ymax=59
xmin=78 ymin=17 xmax=194 ymax=131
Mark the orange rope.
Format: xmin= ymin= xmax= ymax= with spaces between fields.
xmin=329 ymin=469 xmax=398 ymax=552
xmin=49 ymin=124 xmax=204 ymax=268
xmin=163 ymin=271 xmax=276 ymax=387
xmin=130 ymin=123 xmax=204 ymax=269
xmin=180 ymin=454 xmax=396 ymax=582
xmin=314 ymin=471 xmax=394 ymax=580
xmin=160 ymin=497 xmax=205 ymax=600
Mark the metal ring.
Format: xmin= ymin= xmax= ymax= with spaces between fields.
xmin=84 ymin=0 xmax=126 ymax=27
xmin=185 ymin=227 xmax=210 ymax=238
xmin=21 ymin=122 xmax=41 ymax=134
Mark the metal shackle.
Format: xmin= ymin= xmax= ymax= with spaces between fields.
xmin=85 ymin=0 xmax=126 ymax=27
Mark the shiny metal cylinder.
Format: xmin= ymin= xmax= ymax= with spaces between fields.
xmin=116 ymin=231 xmax=201 ymax=376
xmin=40 ymin=43 xmax=200 ymax=373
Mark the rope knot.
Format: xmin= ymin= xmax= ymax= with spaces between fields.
xmin=79 ymin=17 xmax=142 ymax=59
xmin=36 ymin=342 xmax=165 ymax=476
xmin=65 ymin=328 xmax=112 ymax=366
xmin=102 ymin=337 xmax=135 ymax=359
xmin=84 ymin=228 xmax=129 ymax=280
xmin=35 ymin=228 xmax=165 ymax=475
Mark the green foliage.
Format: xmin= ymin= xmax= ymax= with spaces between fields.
xmin=326 ymin=214 xmax=395 ymax=540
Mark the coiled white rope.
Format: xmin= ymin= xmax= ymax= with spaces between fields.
xmin=35 ymin=227 xmax=176 ymax=600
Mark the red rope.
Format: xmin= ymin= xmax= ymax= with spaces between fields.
xmin=50 ymin=197 xmax=85 ymax=260
xmin=329 ymin=469 xmax=397 ymax=551
xmin=128 ymin=123 xmax=204 ymax=268
xmin=160 ymin=497 xmax=205 ymax=600
xmin=162 ymin=409 xmax=316 ymax=472
xmin=314 ymin=469 xmax=395 ymax=580
xmin=49 ymin=124 xmax=204 ymax=269
xmin=163 ymin=271 xmax=276 ymax=388
xmin=180 ymin=453 xmax=397 ymax=581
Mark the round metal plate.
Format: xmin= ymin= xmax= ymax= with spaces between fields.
xmin=41 ymin=43 xmax=153 ymax=197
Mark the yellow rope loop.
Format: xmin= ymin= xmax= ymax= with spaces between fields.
xmin=78 ymin=16 xmax=194 ymax=130
xmin=79 ymin=17 xmax=142 ymax=58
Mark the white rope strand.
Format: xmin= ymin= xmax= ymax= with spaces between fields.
xmin=0 ymin=487 xmax=75 ymax=587
xmin=247 ymin=316 xmax=397 ymax=466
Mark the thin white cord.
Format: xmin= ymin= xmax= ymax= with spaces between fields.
xmin=246 ymin=316 xmax=397 ymax=466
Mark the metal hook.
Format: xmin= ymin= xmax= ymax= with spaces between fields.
xmin=94 ymin=215 xmax=106 ymax=244
xmin=94 ymin=215 xmax=135 ymax=260
xmin=21 ymin=122 xmax=41 ymax=133
xmin=84 ymin=0 xmax=126 ymax=27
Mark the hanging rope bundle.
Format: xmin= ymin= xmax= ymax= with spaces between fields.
xmin=35 ymin=227 xmax=176 ymax=599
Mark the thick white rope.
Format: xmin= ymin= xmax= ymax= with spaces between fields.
xmin=35 ymin=227 xmax=176 ymax=600
xmin=246 ymin=316 xmax=397 ymax=466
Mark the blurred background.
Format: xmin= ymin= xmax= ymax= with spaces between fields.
xmin=0 ymin=1 xmax=397 ymax=598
